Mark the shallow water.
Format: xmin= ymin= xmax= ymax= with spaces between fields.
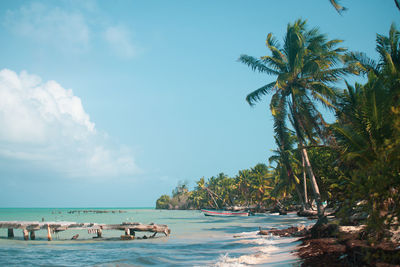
xmin=0 ymin=208 xmax=314 ymax=266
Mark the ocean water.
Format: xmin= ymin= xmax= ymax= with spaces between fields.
xmin=0 ymin=208 xmax=314 ymax=266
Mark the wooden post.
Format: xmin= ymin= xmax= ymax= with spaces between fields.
xmin=23 ymin=229 xmax=29 ymax=240
xmin=47 ymin=225 xmax=52 ymax=241
xmin=125 ymin=228 xmax=130 ymax=235
xmin=30 ymin=231 xmax=35 ymax=240
xmin=97 ymin=229 xmax=102 ymax=238
xmin=7 ymin=228 xmax=14 ymax=238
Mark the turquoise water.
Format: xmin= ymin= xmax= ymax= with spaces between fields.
xmin=0 ymin=208 xmax=313 ymax=266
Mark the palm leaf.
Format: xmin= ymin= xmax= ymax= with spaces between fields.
xmin=246 ymin=81 xmax=276 ymax=106
xmin=238 ymin=55 xmax=279 ymax=75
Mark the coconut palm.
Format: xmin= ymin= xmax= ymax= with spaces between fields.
xmin=239 ymin=19 xmax=349 ymax=219
xmin=248 ymin=163 xmax=275 ymax=206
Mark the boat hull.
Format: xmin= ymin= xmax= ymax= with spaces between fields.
xmin=201 ymin=209 xmax=249 ymax=217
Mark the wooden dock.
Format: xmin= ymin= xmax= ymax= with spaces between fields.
xmin=0 ymin=221 xmax=170 ymax=241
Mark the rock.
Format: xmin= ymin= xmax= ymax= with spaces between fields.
xmin=279 ymin=210 xmax=287 ymax=215
xmin=310 ymin=223 xmax=338 ymax=239
xmin=120 ymin=235 xmax=135 ymax=240
xmin=258 ymin=226 xmax=308 ymax=237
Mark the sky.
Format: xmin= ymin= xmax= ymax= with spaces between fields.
xmin=0 ymin=0 xmax=397 ymax=207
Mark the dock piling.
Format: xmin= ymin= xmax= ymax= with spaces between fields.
xmin=23 ymin=229 xmax=29 ymax=240
xmin=30 ymin=231 xmax=35 ymax=240
xmin=96 ymin=229 xmax=102 ymax=238
xmin=8 ymin=228 xmax=14 ymax=238
xmin=125 ymin=228 xmax=130 ymax=235
xmin=47 ymin=225 xmax=52 ymax=241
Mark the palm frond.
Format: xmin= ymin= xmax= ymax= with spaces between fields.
xmin=329 ymin=0 xmax=347 ymax=14
xmin=345 ymin=52 xmax=379 ymax=75
xmin=246 ymin=81 xmax=276 ymax=106
xmin=238 ymin=55 xmax=279 ymax=75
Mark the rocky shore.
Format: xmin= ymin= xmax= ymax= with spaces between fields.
xmin=259 ymin=224 xmax=400 ymax=266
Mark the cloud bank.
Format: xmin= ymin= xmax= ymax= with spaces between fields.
xmin=0 ymin=69 xmax=138 ymax=178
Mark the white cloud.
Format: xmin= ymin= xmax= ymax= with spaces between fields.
xmin=4 ymin=2 xmax=139 ymax=58
xmin=104 ymin=25 xmax=136 ymax=59
xmin=4 ymin=2 xmax=90 ymax=51
xmin=0 ymin=69 xmax=138 ymax=178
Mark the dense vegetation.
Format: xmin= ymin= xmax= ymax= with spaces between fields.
xmin=156 ymin=163 xmax=282 ymax=211
xmin=156 ymin=20 xmax=400 ymax=241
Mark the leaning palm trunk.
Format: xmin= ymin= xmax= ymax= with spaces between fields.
xmin=301 ymin=153 xmax=310 ymax=209
xmin=299 ymin=143 xmax=324 ymax=218
xmin=291 ymin=100 xmax=324 ymax=218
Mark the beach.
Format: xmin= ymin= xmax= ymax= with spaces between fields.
xmin=0 ymin=208 xmax=313 ymax=266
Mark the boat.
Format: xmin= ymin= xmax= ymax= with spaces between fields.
xmin=201 ymin=209 xmax=249 ymax=217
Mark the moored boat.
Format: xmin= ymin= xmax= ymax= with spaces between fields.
xmin=201 ymin=209 xmax=249 ymax=217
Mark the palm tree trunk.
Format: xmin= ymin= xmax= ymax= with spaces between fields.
xmin=299 ymin=143 xmax=324 ymax=218
xmin=301 ymin=153 xmax=309 ymax=209
xmin=291 ymin=100 xmax=324 ymax=219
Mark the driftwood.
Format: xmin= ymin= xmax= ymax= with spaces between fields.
xmin=297 ymin=209 xmax=318 ymax=217
xmin=258 ymin=226 xmax=308 ymax=237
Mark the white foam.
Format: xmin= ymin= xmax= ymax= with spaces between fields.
xmin=232 ymin=231 xmax=259 ymax=238
xmin=214 ymin=229 xmax=302 ymax=267
xmin=214 ymin=252 xmax=271 ymax=266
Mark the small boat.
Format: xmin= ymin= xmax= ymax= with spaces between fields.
xmin=201 ymin=209 xmax=249 ymax=217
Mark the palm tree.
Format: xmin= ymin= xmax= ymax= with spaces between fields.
xmin=248 ymin=163 xmax=275 ymax=206
xmin=269 ymin=124 xmax=307 ymax=209
xmin=239 ymin=19 xmax=349 ymax=219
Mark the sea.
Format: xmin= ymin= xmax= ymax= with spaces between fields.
xmin=0 ymin=208 xmax=314 ymax=266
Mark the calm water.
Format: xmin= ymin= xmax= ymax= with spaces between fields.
xmin=0 ymin=208 xmax=314 ymax=266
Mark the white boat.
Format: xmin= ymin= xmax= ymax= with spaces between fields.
xmin=201 ymin=209 xmax=249 ymax=217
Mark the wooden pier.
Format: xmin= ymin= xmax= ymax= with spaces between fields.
xmin=0 ymin=221 xmax=170 ymax=241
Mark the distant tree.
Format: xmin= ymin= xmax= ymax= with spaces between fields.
xmin=156 ymin=195 xmax=171 ymax=209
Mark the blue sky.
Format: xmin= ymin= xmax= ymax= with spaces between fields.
xmin=0 ymin=0 xmax=397 ymax=207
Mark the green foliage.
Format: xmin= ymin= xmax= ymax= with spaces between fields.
xmin=155 ymin=164 xmax=277 ymax=210
xmin=332 ymin=23 xmax=400 ymax=239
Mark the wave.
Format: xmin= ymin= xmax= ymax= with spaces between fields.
xmin=214 ymin=230 xmax=301 ymax=267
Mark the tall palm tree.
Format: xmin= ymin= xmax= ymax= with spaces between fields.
xmin=239 ymin=19 xmax=349 ymax=219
